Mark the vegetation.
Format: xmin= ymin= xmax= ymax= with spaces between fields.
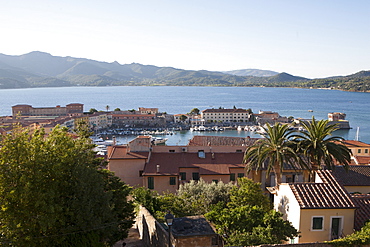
xmin=293 ymin=117 xmax=352 ymax=181
xmin=0 ymin=126 xmax=135 ymax=246
xmin=132 ymin=178 xmax=299 ymax=246
xmin=1 ymin=51 xmax=370 ymax=92
xmin=243 ymin=123 xmax=305 ymax=185
xmin=179 ymin=114 xmax=188 ymax=122
xmin=88 ymin=108 xmax=98 ymax=114
xmin=132 ymin=179 xmax=233 ymax=219
xmin=206 ymin=178 xmax=299 ymax=246
xmin=328 ymin=221 xmax=370 ymax=246
xmin=188 ymin=108 xmax=200 ymax=115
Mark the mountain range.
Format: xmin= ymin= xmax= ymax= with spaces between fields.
xmin=0 ymin=51 xmax=369 ymax=92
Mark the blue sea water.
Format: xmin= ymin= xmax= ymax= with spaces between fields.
xmin=0 ymin=86 xmax=369 ymax=143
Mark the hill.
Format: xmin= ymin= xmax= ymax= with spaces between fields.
xmin=0 ymin=51 xmax=368 ymax=91
xmin=223 ymin=69 xmax=278 ymax=77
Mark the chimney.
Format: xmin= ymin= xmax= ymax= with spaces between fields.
xmin=156 ymin=164 xmax=160 ymax=173
xmin=113 ymin=136 xmax=116 ymax=146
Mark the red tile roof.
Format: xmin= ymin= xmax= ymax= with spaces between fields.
xmin=351 ymin=194 xmax=370 ymax=230
xmin=289 ymin=170 xmax=356 ymax=209
xmin=331 ymin=165 xmax=370 ymax=186
xmin=188 ymin=135 xmax=258 ymax=146
xmin=143 ymin=152 xmax=245 ymax=175
xmin=342 ymin=140 xmax=370 ymax=148
xmin=202 ymin=108 xmax=249 ymax=113
xmin=353 ymin=156 xmax=370 ymax=165
xmin=108 ymin=146 xmax=149 ymax=160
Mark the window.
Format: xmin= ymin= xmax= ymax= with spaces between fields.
xmin=312 ymin=217 xmax=324 ymax=230
xmin=139 ymin=170 xmax=143 ymax=177
xmin=237 ymin=173 xmax=244 ymax=178
xmin=236 ymin=149 xmax=242 ymax=153
xmin=230 ymin=173 xmax=236 ymax=181
xmin=170 ymin=177 xmax=176 ymax=185
xmin=148 ymin=177 xmax=154 ymax=189
xmin=192 ymin=172 xmax=200 ymax=181
xmin=358 ymin=149 xmax=361 ymax=153
xmin=198 ymin=150 xmax=205 ymax=158
xmin=169 ymin=150 xmax=175 ymax=153
xmin=212 ymin=179 xmax=218 ymax=184
xmin=179 ymin=172 xmax=186 ymax=180
xmin=366 ymin=149 xmax=369 ymax=154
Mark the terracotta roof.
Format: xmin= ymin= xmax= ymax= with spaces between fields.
xmin=353 ymin=156 xmax=370 ymax=165
xmin=108 ymin=146 xmax=149 ymax=160
xmin=202 ymin=108 xmax=249 ymax=113
xmin=188 ymin=135 xmax=258 ymax=146
xmin=289 ymin=170 xmax=356 ymax=209
xmin=143 ymin=152 xmax=244 ymax=175
xmin=351 ymin=194 xmax=370 ymax=230
xmin=197 ymin=164 xmax=244 ymax=175
xmin=331 ymin=165 xmax=370 ymax=186
xmin=342 ymin=140 xmax=370 ymax=148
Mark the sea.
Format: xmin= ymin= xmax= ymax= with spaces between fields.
xmin=0 ymin=86 xmax=369 ymax=145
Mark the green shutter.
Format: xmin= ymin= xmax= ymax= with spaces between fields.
xmin=148 ymin=177 xmax=154 ymax=189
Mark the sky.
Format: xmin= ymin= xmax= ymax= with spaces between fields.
xmin=0 ymin=0 xmax=369 ymax=79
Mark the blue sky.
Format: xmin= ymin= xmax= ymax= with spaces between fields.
xmin=1 ymin=0 xmax=369 ymax=78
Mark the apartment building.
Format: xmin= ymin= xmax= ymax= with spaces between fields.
xmin=12 ymin=103 xmax=84 ymax=118
xmin=201 ymin=108 xmax=251 ymax=123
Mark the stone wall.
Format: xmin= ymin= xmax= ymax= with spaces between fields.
xmin=136 ymin=206 xmax=171 ymax=247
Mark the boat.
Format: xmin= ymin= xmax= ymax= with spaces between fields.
xmin=151 ymin=136 xmax=168 ymax=145
xmin=198 ymin=126 xmax=206 ymax=131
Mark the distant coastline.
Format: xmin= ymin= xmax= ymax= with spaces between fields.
xmin=0 ymin=51 xmax=369 ymax=92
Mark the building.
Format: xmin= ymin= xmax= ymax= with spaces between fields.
xmin=201 ymin=108 xmax=251 ymax=123
xmin=107 ymin=136 xmax=258 ymax=193
xmin=88 ymin=112 xmax=112 ymax=130
xmin=138 ymin=107 xmax=159 ymax=114
xmin=254 ymin=110 xmax=288 ymax=125
xmin=273 ymin=170 xmax=356 ymax=243
xmin=342 ymin=140 xmax=370 ymax=156
xmin=328 ymin=112 xmax=350 ymax=129
xmin=12 ymin=103 xmax=83 ymax=118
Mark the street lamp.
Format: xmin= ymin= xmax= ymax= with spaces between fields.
xmin=165 ymin=212 xmax=174 ymax=247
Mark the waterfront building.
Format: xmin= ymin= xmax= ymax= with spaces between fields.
xmin=88 ymin=112 xmax=112 ymax=130
xmin=138 ymin=107 xmax=158 ymax=114
xmin=201 ymin=108 xmax=251 ymax=123
xmin=12 ymin=103 xmax=84 ymax=118
xmin=254 ymin=110 xmax=289 ymax=125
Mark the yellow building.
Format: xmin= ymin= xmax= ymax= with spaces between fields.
xmin=273 ymin=170 xmax=357 ymax=243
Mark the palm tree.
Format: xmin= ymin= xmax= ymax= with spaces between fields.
xmin=293 ymin=117 xmax=352 ymax=181
xmin=243 ymin=123 xmax=303 ymax=186
xmin=105 ymin=105 xmax=110 ymax=112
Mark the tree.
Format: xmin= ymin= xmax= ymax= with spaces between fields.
xmin=179 ymin=114 xmax=188 ymax=122
xmin=89 ymin=108 xmax=98 ymax=114
xmin=294 ymin=117 xmax=352 ymax=181
xmin=105 ymin=105 xmax=110 ymax=112
xmin=114 ymin=108 xmax=121 ymax=111
xmin=0 ymin=127 xmax=134 ymax=246
xmin=205 ymin=178 xmax=299 ymax=246
xmin=188 ymin=108 xmax=200 ymax=115
xmin=243 ymin=123 xmax=304 ymax=186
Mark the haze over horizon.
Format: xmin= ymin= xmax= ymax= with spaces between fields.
xmin=1 ymin=0 xmax=369 ymax=79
